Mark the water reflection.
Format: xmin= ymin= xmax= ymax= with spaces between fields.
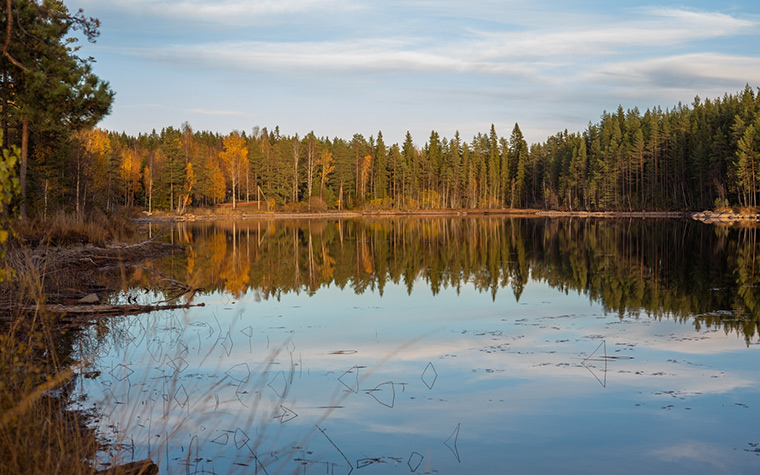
xmin=77 ymin=218 xmax=760 ymax=474
xmin=155 ymin=218 xmax=759 ymax=341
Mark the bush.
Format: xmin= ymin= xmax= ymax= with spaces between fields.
xmin=281 ymin=201 xmax=310 ymax=213
xmin=308 ymin=196 xmax=328 ymax=212
xmin=364 ymin=197 xmax=393 ymax=210
xmin=713 ymin=197 xmax=732 ymax=212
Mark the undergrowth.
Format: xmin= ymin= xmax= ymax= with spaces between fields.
xmin=0 ymin=212 xmax=142 ymax=474
xmin=0 ymin=304 xmax=100 ymax=474
xmin=11 ymin=209 xmax=136 ymax=248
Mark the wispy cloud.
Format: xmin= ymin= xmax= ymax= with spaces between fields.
xmin=136 ymin=38 xmax=541 ymax=80
xmin=80 ymin=0 xmax=360 ymax=25
xmin=586 ymin=53 xmax=760 ymax=89
xmin=120 ymin=103 xmax=169 ymax=110
xmin=184 ymin=108 xmax=249 ymax=117
xmin=473 ymin=8 xmax=756 ymax=60
xmin=115 ymin=6 xmax=757 ymax=87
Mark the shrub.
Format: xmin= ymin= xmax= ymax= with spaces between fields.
xmin=364 ymin=197 xmax=393 ymax=210
xmin=281 ymin=201 xmax=310 ymax=213
xmin=308 ymin=196 xmax=328 ymax=212
xmin=713 ymin=197 xmax=732 ymax=213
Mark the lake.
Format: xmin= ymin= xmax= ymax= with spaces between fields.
xmin=75 ymin=217 xmax=760 ymax=474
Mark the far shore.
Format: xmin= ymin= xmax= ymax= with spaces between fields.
xmin=130 ymin=207 xmax=760 ymax=224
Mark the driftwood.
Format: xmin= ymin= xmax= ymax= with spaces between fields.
xmin=32 ymin=301 xmax=205 ymax=317
xmin=0 ymin=302 xmax=205 ymax=324
xmin=53 ymin=241 xmax=183 ymax=268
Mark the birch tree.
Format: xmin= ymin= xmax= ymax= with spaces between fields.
xmin=219 ymin=131 xmax=248 ymax=209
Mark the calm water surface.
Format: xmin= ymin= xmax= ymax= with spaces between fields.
xmin=76 ymin=218 xmax=760 ymax=474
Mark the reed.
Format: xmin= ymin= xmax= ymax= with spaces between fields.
xmin=12 ymin=209 xmax=136 ymax=248
xmin=0 ymin=282 xmax=100 ymax=474
xmin=0 ymin=211 xmax=141 ymax=474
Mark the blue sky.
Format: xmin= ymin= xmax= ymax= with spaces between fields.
xmin=73 ymin=0 xmax=760 ymax=145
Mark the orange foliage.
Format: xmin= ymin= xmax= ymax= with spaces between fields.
xmin=218 ymin=132 xmax=248 ymax=208
xmin=119 ymin=148 xmax=142 ymax=206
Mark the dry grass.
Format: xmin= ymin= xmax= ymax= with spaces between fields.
xmin=0 ymin=209 xmax=144 ymax=310
xmin=12 ymin=209 xmax=136 ymax=248
xmin=0 ymin=301 xmax=100 ymax=474
xmin=0 ymin=211 xmax=144 ymax=474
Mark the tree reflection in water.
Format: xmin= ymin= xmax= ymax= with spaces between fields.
xmin=78 ymin=217 xmax=760 ymax=474
xmin=150 ymin=218 xmax=760 ymax=343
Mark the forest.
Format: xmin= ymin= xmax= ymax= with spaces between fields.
xmin=2 ymin=3 xmax=760 ymax=216
xmin=3 ymin=85 xmax=759 ymax=216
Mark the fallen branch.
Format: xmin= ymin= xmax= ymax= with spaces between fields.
xmin=22 ymin=301 xmax=205 ymax=318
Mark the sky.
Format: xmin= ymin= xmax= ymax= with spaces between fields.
xmin=72 ymin=0 xmax=760 ymax=145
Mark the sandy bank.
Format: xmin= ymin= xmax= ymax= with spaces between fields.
xmin=135 ymin=207 xmax=760 ymax=224
xmin=135 ymin=208 xmax=700 ymax=223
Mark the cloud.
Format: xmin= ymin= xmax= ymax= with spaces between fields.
xmin=184 ymin=108 xmax=250 ymax=117
xmin=80 ymin=0 xmax=360 ymax=25
xmin=113 ymin=6 xmax=757 ymax=88
xmin=120 ymin=37 xmax=539 ymax=84
xmin=586 ymin=53 xmax=760 ymax=90
xmin=472 ymin=8 xmax=756 ymax=60
xmin=119 ymin=103 xmax=169 ymax=110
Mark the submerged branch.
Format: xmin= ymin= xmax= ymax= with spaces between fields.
xmin=29 ymin=301 xmax=205 ymax=318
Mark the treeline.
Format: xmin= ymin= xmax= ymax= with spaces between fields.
xmin=7 ymin=86 xmax=760 ymax=215
xmin=145 ymin=218 xmax=760 ymax=342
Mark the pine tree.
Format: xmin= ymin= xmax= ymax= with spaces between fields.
xmin=736 ymin=121 xmax=759 ymax=208
xmin=487 ymin=124 xmax=500 ymax=206
xmin=1 ymin=0 xmax=113 ymax=216
xmin=402 ymin=132 xmax=417 ymax=206
xmin=374 ymin=131 xmax=389 ymax=200
xmin=508 ymin=124 xmax=528 ymax=207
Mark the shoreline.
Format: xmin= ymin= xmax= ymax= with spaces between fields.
xmin=133 ymin=207 xmax=760 ymax=224
xmin=134 ymin=208 xmax=713 ymax=223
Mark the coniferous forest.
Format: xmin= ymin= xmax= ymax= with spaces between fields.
xmin=2 ymin=86 xmax=758 ymax=216
xmin=1 ymin=2 xmax=760 ymax=217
